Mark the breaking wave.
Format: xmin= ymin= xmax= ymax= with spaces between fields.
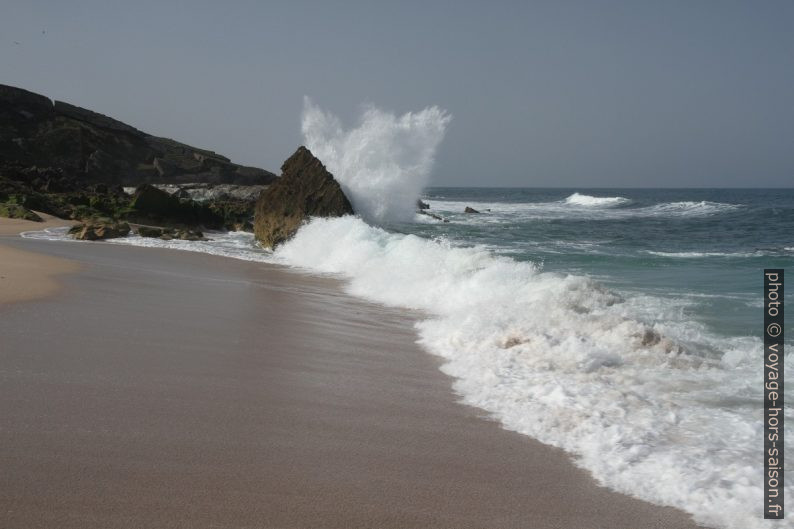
xmin=302 ymin=97 xmax=451 ymax=224
xmin=563 ymin=192 xmax=631 ymax=207
xmin=273 ymin=216 xmax=784 ymax=529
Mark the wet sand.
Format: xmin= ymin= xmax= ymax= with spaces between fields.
xmin=0 ymin=216 xmax=79 ymax=305
xmin=0 ymin=237 xmax=702 ymax=529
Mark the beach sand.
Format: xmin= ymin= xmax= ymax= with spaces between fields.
xmin=0 ymin=235 xmax=702 ymax=529
xmin=0 ymin=215 xmax=79 ymax=305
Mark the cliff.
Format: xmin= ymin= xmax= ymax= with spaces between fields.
xmin=0 ymin=84 xmax=276 ymax=186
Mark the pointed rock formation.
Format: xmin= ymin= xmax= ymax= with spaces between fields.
xmin=254 ymin=146 xmax=354 ymax=249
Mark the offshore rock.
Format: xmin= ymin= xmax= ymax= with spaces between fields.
xmin=254 ymin=146 xmax=353 ymax=249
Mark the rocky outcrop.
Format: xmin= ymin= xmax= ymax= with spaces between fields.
xmin=0 ymin=84 xmax=277 ymax=187
xmin=127 ymin=184 xmax=224 ymax=228
xmin=254 ymin=146 xmax=353 ymax=249
xmin=136 ymin=226 xmax=207 ymax=241
xmin=417 ymin=199 xmax=430 ymax=210
xmin=69 ymin=219 xmax=131 ymax=240
xmin=464 ymin=206 xmax=480 ymax=214
xmin=145 ymin=183 xmax=268 ymax=203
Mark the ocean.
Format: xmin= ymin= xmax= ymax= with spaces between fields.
xmin=24 ymin=187 xmax=793 ymax=529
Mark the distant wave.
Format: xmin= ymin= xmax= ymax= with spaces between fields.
xmin=425 ymin=197 xmax=739 ymax=222
xmin=645 ymin=250 xmax=754 ymax=259
xmin=643 ymin=200 xmax=740 ymax=216
xmin=563 ymin=192 xmax=631 ymax=207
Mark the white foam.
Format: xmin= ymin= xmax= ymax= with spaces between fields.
xmin=645 ymin=250 xmax=756 ymax=259
xmin=422 ymin=198 xmax=740 ymax=223
xmin=563 ymin=192 xmax=631 ymax=207
xmin=302 ymin=97 xmax=451 ymax=223
xmin=273 ymin=216 xmax=790 ymax=529
xmin=23 ymin=218 xmax=791 ymax=528
xmin=645 ymin=200 xmax=741 ymax=216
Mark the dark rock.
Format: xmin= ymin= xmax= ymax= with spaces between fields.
xmin=69 ymin=219 xmax=130 ymax=240
xmin=135 ymin=225 xmax=206 ymax=241
xmin=417 ymin=199 xmax=430 ymax=210
xmin=137 ymin=226 xmax=164 ymax=238
xmin=254 ymin=146 xmax=353 ymax=249
xmin=174 ymin=229 xmax=205 ymax=241
xmin=0 ymin=83 xmax=278 ymax=187
xmin=0 ymin=85 xmax=53 ymax=116
xmin=128 ymin=184 xmax=223 ymax=228
xmin=130 ymin=184 xmax=179 ymax=218
xmin=53 ymin=100 xmax=142 ymax=135
xmin=417 ymin=209 xmax=449 ymax=223
xmin=464 ymin=206 xmax=480 ymax=214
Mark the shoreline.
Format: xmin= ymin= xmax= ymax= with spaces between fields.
xmin=0 ymin=234 xmax=702 ymax=528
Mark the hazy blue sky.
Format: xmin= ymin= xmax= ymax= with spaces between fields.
xmin=2 ymin=1 xmax=792 ymax=187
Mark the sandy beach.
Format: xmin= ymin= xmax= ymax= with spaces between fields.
xmin=0 ymin=230 xmax=702 ymax=528
xmin=0 ymin=215 xmax=79 ymax=305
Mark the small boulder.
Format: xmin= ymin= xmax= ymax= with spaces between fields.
xmin=417 ymin=210 xmax=449 ymax=223
xmin=137 ymin=226 xmax=164 ymax=238
xmin=254 ymin=146 xmax=353 ymax=249
xmin=69 ymin=219 xmax=130 ymax=240
xmin=174 ymin=229 xmax=205 ymax=241
xmin=464 ymin=206 xmax=480 ymax=214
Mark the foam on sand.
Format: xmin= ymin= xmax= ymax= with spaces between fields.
xmin=274 ymin=215 xmax=789 ymax=529
xmin=23 ymin=214 xmax=791 ymax=529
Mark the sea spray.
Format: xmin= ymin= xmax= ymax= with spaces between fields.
xmin=301 ymin=97 xmax=451 ymax=223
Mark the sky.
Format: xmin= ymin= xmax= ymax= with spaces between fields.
xmin=1 ymin=0 xmax=792 ymax=187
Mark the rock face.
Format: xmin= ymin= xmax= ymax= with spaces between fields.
xmin=0 ymin=84 xmax=277 ymax=186
xmin=254 ymin=147 xmax=354 ymax=249
xmin=69 ymin=220 xmax=131 ymax=240
xmin=144 ymin=183 xmax=268 ymax=203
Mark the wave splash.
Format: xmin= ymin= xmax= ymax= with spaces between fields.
xmin=274 ymin=216 xmax=781 ymax=529
xmin=563 ymin=192 xmax=631 ymax=207
xmin=301 ymin=97 xmax=451 ymax=223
